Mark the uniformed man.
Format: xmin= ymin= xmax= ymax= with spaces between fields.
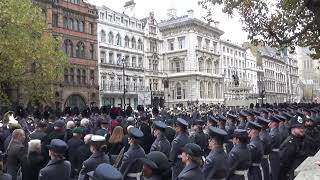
xmin=78 ymin=135 xmax=110 ymax=180
xmin=140 ymin=151 xmax=172 ymax=180
xmin=268 ymin=115 xmax=282 ymax=180
xmin=247 ymin=121 xmax=264 ymax=180
xmin=276 ymin=115 xmax=289 ymax=142
xmin=169 ymin=118 xmax=190 ymax=180
xmin=302 ymin=116 xmax=320 ymax=156
xmin=279 ymin=115 xmax=305 ymax=180
xmin=164 ymin=119 xmax=176 ymax=143
xmin=226 ymin=114 xmax=237 ymax=136
xmin=202 ymin=127 xmax=228 ymax=180
xmin=204 ymin=116 xmax=218 ymax=134
xmin=119 ymin=127 xmax=145 ymax=180
xmin=150 ymin=121 xmax=171 ymax=157
xmin=39 ymin=139 xmax=71 ymax=180
xmin=237 ymin=112 xmax=248 ymax=129
xmin=177 ymin=143 xmax=204 ymax=180
xmin=227 ymin=129 xmax=251 ymax=180
xmin=190 ymin=120 xmax=208 ymax=153
xmin=257 ymin=116 xmax=272 ymax=180
xmin=67 ymin=127 xmax=85 ymax=178
xmin=87 ymin=163 xmax=122 ymax=180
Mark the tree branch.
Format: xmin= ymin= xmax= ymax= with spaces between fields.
xmin=267 ymin=20 xmax=314 ymax=45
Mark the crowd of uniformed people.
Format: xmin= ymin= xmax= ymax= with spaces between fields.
xmin=0 ymin=102 xmax=319 ymax=180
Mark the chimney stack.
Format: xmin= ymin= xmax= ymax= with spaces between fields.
xmin=124 ymin=0 xmax=136 ymax=17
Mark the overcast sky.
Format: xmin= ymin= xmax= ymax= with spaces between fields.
xmin=88 ymin=0 xmax=248 ymax=44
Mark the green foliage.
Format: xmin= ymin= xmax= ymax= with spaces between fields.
xmin=0 ymin=0 xmax=67 ymax=105
xmin=199 ymin=0 xmax=320 ymax=59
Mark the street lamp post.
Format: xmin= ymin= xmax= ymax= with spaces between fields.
xmin=122 ymin=57 xmax=126 ymax=109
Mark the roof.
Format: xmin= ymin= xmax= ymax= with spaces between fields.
xmin=159 ymin=15 xmax=224 ymax=35
xmin=258 ymin=47 xmax=286 ymax=62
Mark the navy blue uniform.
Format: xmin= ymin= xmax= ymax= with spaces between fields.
xmin=78 ymin=152 xmax=110 ymax=180
xmin=170 ymin=132 xmax=190 ymax=180
xmin=248 ymin=137 xmax=264 ymax=180
xmin=227 ymin=144 xmax=252 ymax=180
xmin=269 ymin=128 xmax=281 ymax=180
xmin=259 ymin=129 xmax=272 ymax=180
xmin=38 ymin=160 xmax=71 ymax=180
xmin=202 ymin=147 xmax=228 ymax=180
xmin=150 ymin=132 xmax=171 ymax=157
xmin=176 ymin=162 xmax=204 ymax=180
xmin=119 ymin=144 xmax=145 ymax=180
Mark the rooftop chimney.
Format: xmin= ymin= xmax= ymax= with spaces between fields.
xmin=124 ymin=0 xmax=136 ymax=17
xmin=167 ymin=8 xmax=177 ymax=19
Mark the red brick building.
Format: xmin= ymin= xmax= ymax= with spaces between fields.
xmin=33 ymin=0 xmax=99 ymax=110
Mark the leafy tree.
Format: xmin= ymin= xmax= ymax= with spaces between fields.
xmin=199 ymin=0 xmax=320 ymax=59
xmin=0 ymin=0 xmax=67 ymax=106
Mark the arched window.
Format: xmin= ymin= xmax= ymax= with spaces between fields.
xmin=138 ymin=39 xmax=143 ymax=50
xmin=64 ymin=68 xmax=69 ymax=83
xmin=79 ymin=21 xmax=84 ymax=32
xmin=208 ymin=82 xmax=213 ymax=98
xmin=76 ymin=41 xmax=85 ymax=58
xmin=215 ymin=83 xmax=219 ymax=98
xmin=63 ymin=39 xmax=73 ymax=57
xmin=82 ymin=69 xmax=86 ymax=84
xmin=68 ymin=18 xmax=74 ymax=30
xmin=200 ymin=81 xmax=205 ymax=98
xmin=199 ymin=58 xmax=204 ymax=72
xmin=100 ymin=30 xmax=106 ymax=42
xmin=176 ymin=83 xmax=182 ymax=99
xmin=175 ymin=61 xmax=181 ymax=72
xmin=207 ymin=60 xmax=212 ymax=73
xmin=131 ymin=37 xmax=136 ymax=49
xmin=124 ymin=36 xmax=130 ymax=47
xmin=108 ymin=31 xmax=114 ymax=44
xmin=74 ymin=20 xmax=78 ymax=31
xmin=116 ymin=33 xmax=121 ymax=46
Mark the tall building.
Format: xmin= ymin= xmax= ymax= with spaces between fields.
xmin=220 ymin=40 xmax=261 ymax=106
xmin=252 ymin=47 xmax=290 ymax=103
xmin=296 ymin=47 xmax=320 ymax=102
xmin=97 ymin=4 xmax=146 ymax=108
xmin=141 ymin=12 xmax=165 ymax=107
xmin=159 ymin=10 xmax=224 ymax=107
xmin=33 ymin=0 xmax=99 ymax=110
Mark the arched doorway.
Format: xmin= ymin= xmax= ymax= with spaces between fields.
xmin=65 ymin=94 xmax=86 ymax=111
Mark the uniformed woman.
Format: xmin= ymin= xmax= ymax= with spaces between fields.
xmin=169 ymin=118 xmax=190 ymax=180
xmin=119 ymin=127 xmax=145 ymax=180
xmin=202 ymin=127 xmax=229 ymax=180
xmin=176 ymin=143 xmax=205 ymax=180
xmin=227 ymin=129 xmax=252 ymax=180
xmin=38 ymin=139 xmax=71 ymax=180
xmin=150 ymin=121 xmax=171 ymax=157
xmin=78 ymin=135 xmax=110 ymax=180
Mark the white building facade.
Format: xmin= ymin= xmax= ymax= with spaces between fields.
xmin=159 ymin=10 xmax=224 ymax=107
xmin=141 ymin=12 xmax=166 ymax=107
xmin=97 ymin=5 xmax=146 ymax=108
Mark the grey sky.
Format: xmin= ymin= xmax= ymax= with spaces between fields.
xmin=88 ymin=0 xmax=248 ymax=44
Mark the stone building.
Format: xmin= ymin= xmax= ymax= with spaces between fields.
xmin=141 ymin=12 xmax=165 ymax=107
xmin=33 ymin=0 xmax=99 ymax=110
xmin=253 ymin=47 xmax=290 ymax=103
xmin=296 ymin=47 xmax=320 ymax=102
xmin=159 ymin=9 xmax=224 ymax=107
xmin=97 ymin=4 xmax=146 ymax=108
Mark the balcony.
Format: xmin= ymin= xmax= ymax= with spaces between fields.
xmin=100 ymin=84 xmax=149 ymax=94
